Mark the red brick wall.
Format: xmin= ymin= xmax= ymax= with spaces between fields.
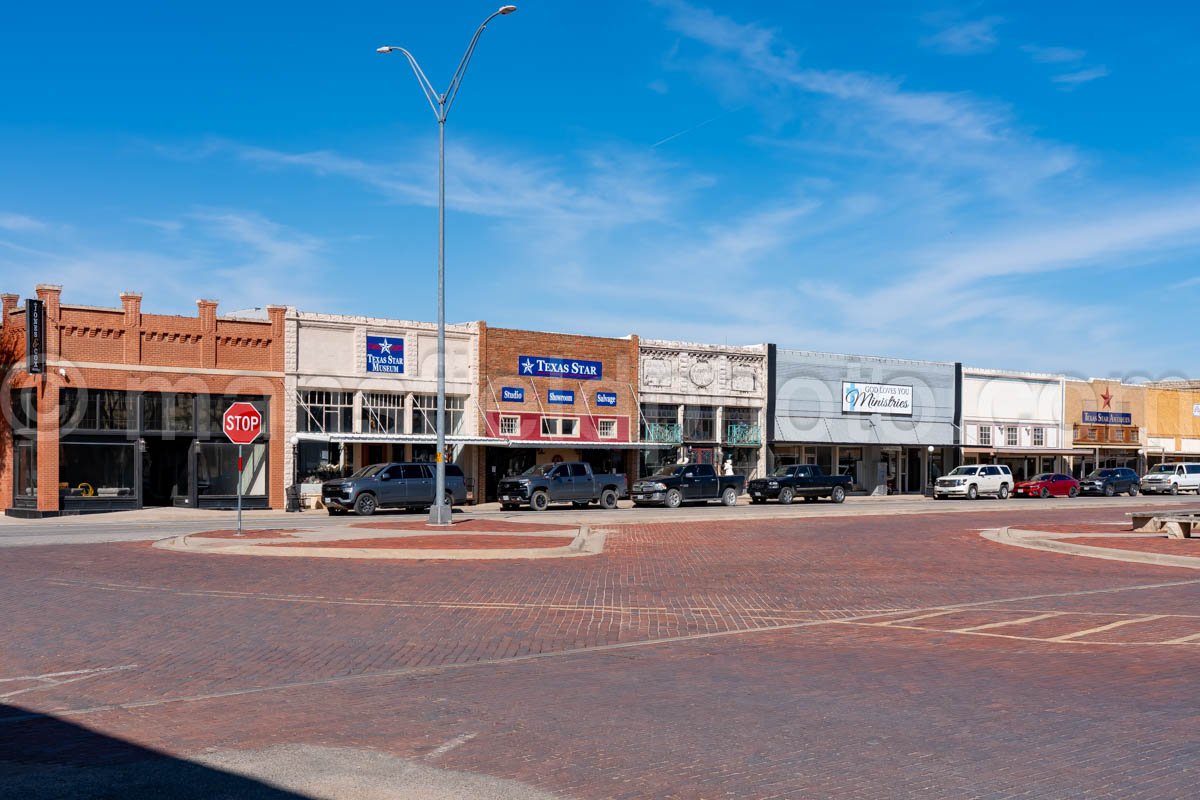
xmin=0 ymin=287 xmax=287 ymax=512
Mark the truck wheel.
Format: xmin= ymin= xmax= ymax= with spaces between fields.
xmin=966 ymin=485 xmax=978 ymax=501
xmin=665 ymin=489 xmax=683 ymax=509
xmin=530 ymin=491 xmax=549 ymax=512
xmin=998 ymin=484 xmax=1010 ymax=500
xmin=831 ymin=485 xmax=846 ymax=504
xmin=354 ymin=493 xmax=377 ymax=516
xmin=600 ymin=489 xmax=619 ymax=510
xmin=778 ymin=487 xmax=795 ymax=505
xmin=720 ymin=487 xmax=737 ymax=507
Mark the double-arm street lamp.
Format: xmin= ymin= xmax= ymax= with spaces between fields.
xmin=378 ymin=5 xmax=517 ymax=525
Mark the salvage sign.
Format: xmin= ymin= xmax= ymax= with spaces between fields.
xmin=518 ymin=356 xmax=602 ymax=380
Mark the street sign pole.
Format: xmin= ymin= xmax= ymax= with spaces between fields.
xmin=237 ymin=444 xmax=243 ymax=537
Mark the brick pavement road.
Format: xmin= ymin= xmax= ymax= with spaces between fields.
xmin=3 ymin=504 xmax=1200 ymax=798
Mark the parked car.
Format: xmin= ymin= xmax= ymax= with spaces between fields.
xmin=933 ymin=464 xmax=1013 ymax=500
xmin=1079 ymin=467 xmax=1140 ymax=497
xmin=497 ymin=462 xmax=626 ymax=511
xmin=1013 ymin=473 xmax=1080 ymax=498
xmin=631 ymin=463 xmax=745 ymax=508
xmin=1140 ymin=463 xmax=1200 ymax=495
xmin=747 ymin=464 xmax=852 ymax=504
xmin=322 ymin=462 xmax=467 ymax=516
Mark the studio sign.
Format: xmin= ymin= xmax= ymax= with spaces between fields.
xmin=366 ymin=335 xmax=405 ymax=374
xmin=519 ymin=355 xmax=602 ymax=380
xmin=842 ymin=381 xmax=914 ymax=416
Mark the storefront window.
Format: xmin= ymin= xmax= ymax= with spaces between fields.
xmin=59 ymin=442 xmax=136 ymax=499
xmin=362 ymin=392 xmax=404 ymax=434
xmin=839 ymin=447 xmax=863 ymax=488
xmin=725 ymin=447 xmax=759 ymax=479
xmin=141 ymin=393 xmax=196 ymax=433
xmin=683 ymin=405 xmax=715 ymax=442
xmin=639 ymin=447 xmax=676 ymax=477
xmin=61 ymin=389 xmax=133 ymax=432
xmin=298 ymin=441 xmax=345 ymax=483
xmin=14 ymin=439 xmax=36 ymax=500
xmin=412 ymin=395 xmax=465 ymax=435
xmin=11 ymin=388 xmax=36 ymax=435
xmin=196 ymin=442 xmax=267 ymax=497
xmin=297 ymin=390 xmax=350 ymax=434
xmin=724 ymin=407 xmax=761 ymax=445
xmin=641 ymin=403 xmax=680 ymax=443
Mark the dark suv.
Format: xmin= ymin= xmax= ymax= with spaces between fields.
xmin=1079 ymin=467 xmax=1139 ymax=497
xmin=322 ymin=462 xmax=467 ymax=516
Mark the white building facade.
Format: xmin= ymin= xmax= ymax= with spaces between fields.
xmin=961 ymin=367 xmax=1076 ymax=480
xmin=283 ymin=310 xmax=496 ymax=504
xmin=638 ymin=339 xmax=769 ymax=480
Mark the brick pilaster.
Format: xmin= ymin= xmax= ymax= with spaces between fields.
xmin=1 ymin=293 xmax=18 ymax=326
xmin=120 ymin=292 xmax=142 ymax=364
xmin=197 ymin=299 xmax=218 ymax=369
xmin=35 ymin=284 xmax=62 ymax=362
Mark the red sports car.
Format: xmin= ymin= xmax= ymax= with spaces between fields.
xmin=1013 ymin=473 xmax=1079 ymax=498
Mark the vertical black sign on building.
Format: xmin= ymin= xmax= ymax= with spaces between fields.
xmin=25 ymin=298 xmax=45 ymax=375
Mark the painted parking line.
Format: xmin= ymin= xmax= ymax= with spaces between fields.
xmin=952 ymin=612 xmax=1064 ymax=633
xmin=1048 ymin=615 xmax=1165 ymax=642
xmin=1161 ymin=631 xmax=1200 ymax=644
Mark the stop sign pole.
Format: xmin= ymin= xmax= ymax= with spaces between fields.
xmin=223 ymin=402 xmax=263 ymax=536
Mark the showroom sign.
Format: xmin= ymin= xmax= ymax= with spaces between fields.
xmin=548 ymin=389 xmax=575 ymax=405
xmin=841 ymin=382 xmax=914 ymax=416
xmin=365 ymin=335 xmax=405 ymax=374
xmin=518 ymin=355 xmax=602 ymax=380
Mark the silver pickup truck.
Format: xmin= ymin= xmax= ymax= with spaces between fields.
xmin=497 ymin=462 xmax=626 ymax=511
xmin=322 ymin=462 xmax=467 ymax=516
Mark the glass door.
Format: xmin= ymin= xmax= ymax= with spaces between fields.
xmin=14 ymin=440 xmax=36 ymax=502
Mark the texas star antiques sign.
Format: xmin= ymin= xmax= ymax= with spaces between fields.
xmin=841 ymin=381 xmax=914 ymax=416
xmin=366 ymin=335 xmax=405 ymax=374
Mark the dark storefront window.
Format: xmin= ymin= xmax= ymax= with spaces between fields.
xmin=726 ymin=446 xmax=759 ymax=479
xmin=203 ymin=395 xmax=270 ymax=435
xmin=61 ymin=389 xmax=133 ymax=433
xmin=12 ymin=388 xmax=36 ymax=434
xmin=683 ymin=405 xmax=716 ymax=442
xmin=362 ymin=392 xmax=404 ymax=435
xmin=639 ymin=447 xmax=676 ymax=478
xmin=15 ymin=440 xmax=36 ymax=500
xmin=59 ymin=442 xmax=136 ymax=499
xmin=412 ymin=394 xmax=465 ymax=435
xmin=298 ymin=441 xmax=345 ymax=483
xmin=196 ymin=442 xmax=267 ymax=497
xmin=142 ymin=392 xmax=196 ymax=433
xmin=641 ymin=403 xmax=681 ymax=443
xmin=297 ymin=390 xmax=353 ymax=434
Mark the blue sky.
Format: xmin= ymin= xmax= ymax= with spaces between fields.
xmin=1 ymin=1 xmax=1198 ymax=380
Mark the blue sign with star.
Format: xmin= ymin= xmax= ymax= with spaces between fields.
xmin=518 ymin=355 xmax=603 ymax=380
xmin=366 ymin=335 xmax=405 ymax=374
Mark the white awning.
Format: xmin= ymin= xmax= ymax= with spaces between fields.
xmin=501 ymin=440 xmax=676 ymax=450
xmin=297 ymin=432 xmax=509 ymax=446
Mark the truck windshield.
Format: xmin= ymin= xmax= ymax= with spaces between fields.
xmin=947 ymin=466 xmax=979 ymax=476
xmin=350 ymin=465 xmax=386 ymax=478
xmin=521 ymin=464 xmax=556 ymax=477
xmin=770 ymin=467 xmax=793 ymax=477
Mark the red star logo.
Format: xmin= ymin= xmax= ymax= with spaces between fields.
xmin=1100 ymin=390 xmax=1112 ymax=409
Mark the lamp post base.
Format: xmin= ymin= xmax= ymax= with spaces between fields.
xmin=427 ymin=504 xmax=453 ymax=526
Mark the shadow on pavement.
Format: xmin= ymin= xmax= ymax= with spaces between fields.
xmin=0 ymin=703 xmax=313 ymax=799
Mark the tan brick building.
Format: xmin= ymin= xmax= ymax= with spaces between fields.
xmin=476 ymin=325 xmax=643 ymax=501
xmin=1064 ymin=379 xmax=1145 ymax=476
xmin=1 ymin=286 xmax=285 ymax=516
xmin=1144 ymin=385 xmax=1200 ymax=464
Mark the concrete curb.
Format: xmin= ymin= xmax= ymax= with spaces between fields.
xmin=154 ymin=524 xmax=604 ymax=561
xmin=982 ymin=527 xmax=1200 ymax=571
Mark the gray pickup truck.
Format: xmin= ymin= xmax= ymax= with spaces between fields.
xmin=322 ymin=462 xmax=467 ymax=516
xmin=497 ymin=462 xmax=626 ymax=511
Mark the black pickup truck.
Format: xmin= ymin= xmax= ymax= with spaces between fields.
xmin=747 ymin=464 xmax=851 ymax=504
xmin=630 ymin=463 xmax=745 ymax=508
xmin=497 ymin=462 xmax=626 ymax=511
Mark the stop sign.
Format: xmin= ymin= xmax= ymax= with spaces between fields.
xmin=222 ymin=401 xmax=263 ymax=445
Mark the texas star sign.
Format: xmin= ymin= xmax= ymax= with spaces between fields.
xmin=518 ymin=356 xmax=603 ymax=380
xmin=366 ymin=335 xmax=405 ymax=374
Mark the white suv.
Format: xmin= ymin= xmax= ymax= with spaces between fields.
xmin=1140 ymin=463 xmax=1200 ymax=495
xmin=934 ymin=464 xmax=1014 ymax=500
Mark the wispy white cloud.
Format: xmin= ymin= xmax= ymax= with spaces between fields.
xmin=1052 ymin=66 xmax=1110 ymax=88
xmin=0 ymin=213 xmax=48 ymax=232
xmin=1021 ymin=44 xmax=1085 ymax=64
xmin=922 ymin=16 xmax=1003 ymax=55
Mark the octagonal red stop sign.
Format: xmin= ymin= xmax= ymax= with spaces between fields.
xmin=222 ymin=401 xmax=263 ymax=445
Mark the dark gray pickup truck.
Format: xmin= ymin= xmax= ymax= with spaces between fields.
xmin=497 ymin=462 xmax=626 ymax=511
xmin=747 ymin=464 xmax=851 ymax=504
xmin=630 ymin=463 xmax=744 ymax=508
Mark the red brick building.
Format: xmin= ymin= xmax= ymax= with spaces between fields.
xmin=476 ymin=324 xmax=643 ymax=501
xmin=1 ymin=286 xmax=285 ymax=516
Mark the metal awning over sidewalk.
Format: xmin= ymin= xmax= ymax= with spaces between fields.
xmin=297 ymin=433 xmax=675 ymax=449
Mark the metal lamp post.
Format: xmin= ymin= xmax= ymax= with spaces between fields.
xmin=378 ymin=5 xmax=517 ymax=525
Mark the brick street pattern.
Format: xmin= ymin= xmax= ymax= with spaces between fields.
xmin=4 ymin=504 xmax=1200 ymax=798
